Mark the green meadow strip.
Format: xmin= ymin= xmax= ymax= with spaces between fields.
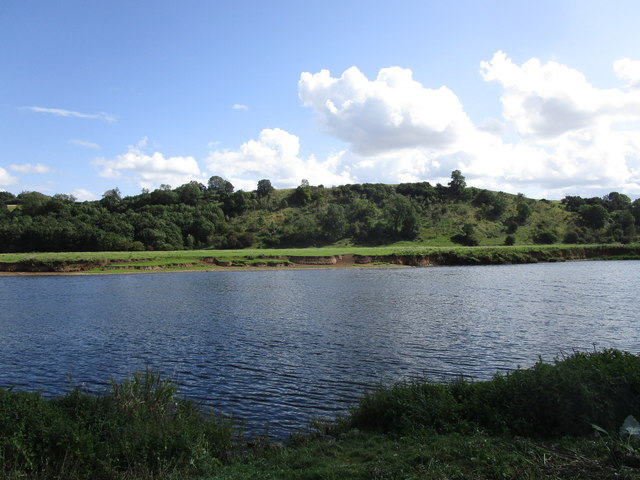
xmin=0 ymin=243 xmax=638 ymax=273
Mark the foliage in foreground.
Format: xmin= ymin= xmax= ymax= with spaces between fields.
xmin=346 ymin=349 xmax=640 ymax=437
xmin=210 ymin=429 xmax=640 ymax=480
xmin=0 ymin=370 xmax=233 ymax=479
xmin=215 ymin=349 xmax=640 ymax=479
xmin=1 ymin=351 xmax=640 ymax=479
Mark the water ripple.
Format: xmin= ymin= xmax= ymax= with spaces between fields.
xmin=0 ymin=261 xmax=639 ymax=438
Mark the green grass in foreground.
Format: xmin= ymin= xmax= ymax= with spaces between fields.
xmin=1 ymin=350 xmax=640 ymax=479
xmin=209 ymin=430 xmax=638 ymax=480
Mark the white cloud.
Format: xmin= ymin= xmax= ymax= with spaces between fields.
xmin=480 ymin=51 xmax=640 ymax=140
xmin=21 ymin=106 xmax=115 ymax=123
xmin=69 ymin=139 xmax=101 ymax=149
xmin=299 ymin=66 xmax=474 ymax=155
xmin=71 ymin=188 xmax=97 ymax=201
xmin=9 ymin=163 xmax=52 ymax=174
xmin=475 ymin=52 xmax=640 ymax=196
xmin=0 ymin=167 xmax=18 ymax=187
xmin=477 ymin=117 xmax=509 ymax=137
xmin=614 ymin=58 xmax=640 ymax=89
xmin=232 ymin=104 xmax=249 ymax=111
xmin=294 ymin=57 xmax=640 ymax=198
xmin=205 ymin=128 xmax=355 ymax=190
xmin=93 ymin=139 xmax=203 ymax=190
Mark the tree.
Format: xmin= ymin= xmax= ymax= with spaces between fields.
xmin=448 ymin=170 xmax=467 ymax=199
xmin=533 ymin=230 xmax=558 ymax=244
xmin=223 ymin=190 xmax=252 ymax=216
xmin=516 ymin=201 xmax=532 ymax=225
xmin=348 ymin=198 xmax=381 ymax=243
xmin=208 ymin=176 xmax=234 ymax=195
xmin=629 ymin=199 xmax=640 ymax=228
xmin=289 ymin=185 xmax=312 ymax=206
xmin=150 ymin=188 xmax=178 ymax=205
xmin=100 ymin=188 xmax=122 ymax=210
xmin=451 ymin=223 xmax=479 ymax=246
xmin=17 ymin=191 xmax=51 ymax=216
xmin=561 ymin=195 xmax=586 ymax=212
xmin=473 ymin=189 xmax=506 ymax=220
xmin=256 ymin=179 xmax=274 ymax=198
xmin=0 ymin=191 xmax=17 ymax=205
xmin=382 ymin=194 xmax=419 ymax=239
xmin=175 ymin=181 xmax=205 ymax=206
xmin=320 ymin=204 xmax=347 ymax=242
xmin=579 ymin=204 xmax=608 ymax=229
xmin=602 ymin=192 xmax=631 ymax=212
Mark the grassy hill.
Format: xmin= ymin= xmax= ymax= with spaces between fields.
xmin=0 ymin=172 xmax=638 ymax=253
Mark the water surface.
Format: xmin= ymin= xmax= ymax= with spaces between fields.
xmin=1 ymin=261 xmax=638 ymax=437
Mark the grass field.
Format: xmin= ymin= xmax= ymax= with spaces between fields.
xmin=1 ymin=242 xmax=637 ymax=263
xmin=0 ymin=243 xmax=639 ymax=274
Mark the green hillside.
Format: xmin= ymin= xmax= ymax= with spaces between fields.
xmin=0 ymin=171 xmax=638 ymax=253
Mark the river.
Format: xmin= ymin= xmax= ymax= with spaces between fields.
xmin=0 ymin=260 xmax=638 ymax=437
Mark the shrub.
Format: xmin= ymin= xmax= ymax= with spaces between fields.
xmin=0 ymin=371 xmax=234 ymax=479
xmin=451 ymin=233 xmax=479 ymax=246
xmin=346 ymin=349 xmax=640 ymax=438
xmin=532 ymin=231 xmax=558 ymax=244
xmin=563 ymin=230 xmax=580 ymax=244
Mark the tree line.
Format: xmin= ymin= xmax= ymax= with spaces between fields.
xmin=0 ymin=171 xmax=638 ymax=252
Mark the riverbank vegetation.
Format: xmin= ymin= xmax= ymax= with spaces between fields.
xmin=1 ymin=243 xmax=640 ymax=273
xmin=1 ymin=171 xmax=639 ymax=253
xmin=2 ymin=350 xmax=639 ymax=479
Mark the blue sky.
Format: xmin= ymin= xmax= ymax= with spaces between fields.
xmin=2 ymin=0 xmax=640 ymax=200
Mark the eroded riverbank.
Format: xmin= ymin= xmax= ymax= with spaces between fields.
xmin=1 ymin=244 xmax=639 ymax=274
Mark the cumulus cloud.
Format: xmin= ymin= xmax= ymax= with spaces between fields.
xmin=9 ymin=163 xmax=52 ymax=174
xmin=205 ymin=128 xmax=354 ymax=190
xmin=232 ymin=104 xmax=249 ymax=111
xmin=614 ymin=58 xmax=640 ymax=89
xmin=293 ymin=57 xmax=640 ymax=198
xmin=475 ymin=52 xmax=640 ymax=196
xmin=21 ymin=106 xmax=115 ymax=123
xmin=20 ymin=54 xmax=636 ymax=200
xmin=477 ymin=117 xmax=509 ymax=137
xmin=480 ymin=51 xmax=640 ymax=140
xmin=299 ymin=66 xmax=474 ymax=155
xmin=93 ymin=139 xmax=203 ymax=190
xmin=0 ymin=167 xmax=17 ymax=187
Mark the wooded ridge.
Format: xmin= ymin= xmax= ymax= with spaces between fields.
xmin=1 ymin=171 xmax=638 ymax=253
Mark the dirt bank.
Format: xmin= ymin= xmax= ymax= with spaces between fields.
xmin=1 ymin=246 xmax=638 ymax=274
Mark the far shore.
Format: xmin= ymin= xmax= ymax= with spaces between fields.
xmin=1 ymin=243 xmax=639 ymax=275
xmin=0 ymin=261 xmax=410 ymax=276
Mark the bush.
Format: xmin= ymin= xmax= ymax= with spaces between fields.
xmin=532 ymin=231 xmax=558 ymax=244
xmin=0 ymin=371 xmax=234 ymax=479
xmin=563 ymin=230 xmax=580 ymax=244
xmin=346 ymin=349 xmax=640 ymax=438
xmin=451 ymin=233 xmax=479 ymax=246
